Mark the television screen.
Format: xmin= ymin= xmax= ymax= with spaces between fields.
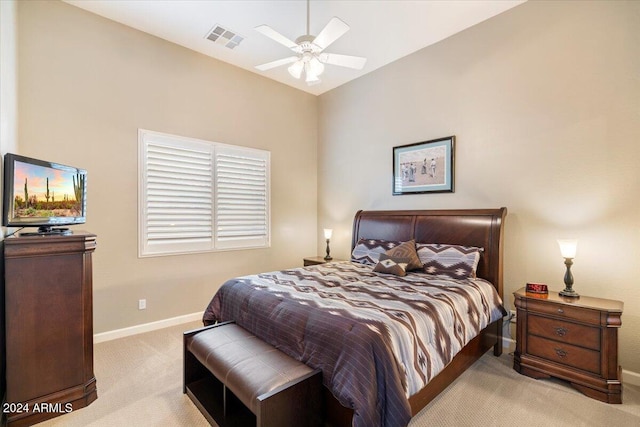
xmin=3 ymin=153 xmax=87 ymax=233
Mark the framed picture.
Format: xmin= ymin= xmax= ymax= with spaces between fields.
xmin=393 ymin=136 xmax=455 ymax=195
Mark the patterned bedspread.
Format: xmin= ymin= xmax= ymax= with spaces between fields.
xmin=203 ymin=261 xmax=506 ymax=427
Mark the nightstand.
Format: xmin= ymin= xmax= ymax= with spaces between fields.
xmin=303 ymin=256 xmax=335 ymax=266
xmin=513 ymin=287 xmax=623 ymax=403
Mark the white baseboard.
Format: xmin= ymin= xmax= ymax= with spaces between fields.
xmin=503 ymin=336 xmax=516 ymax=353
xmin=93 ymin=311 xmax=203 ymax=344
xmin=93 ymin=314 xmax=640 ymax=387
xmin=623 ymin=368 xmax=640 ymax=387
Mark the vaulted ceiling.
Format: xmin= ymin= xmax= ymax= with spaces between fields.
xmin=65 ymin=0 xmax=525 ymax=95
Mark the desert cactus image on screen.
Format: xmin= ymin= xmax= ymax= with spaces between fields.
xmin=73 ymin=173 xmax=84 ymax=206
xmin=12 ymin=161 xmax=84 ymax=219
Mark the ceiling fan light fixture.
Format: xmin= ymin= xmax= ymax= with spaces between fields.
xmin=305 ymin=72 xmax=320 ymax=84
xmin=254 ymin=0 xmax=366 ymax=87
xmin=308 ymin=56 xmax=325 ymax=77
xmin=305 ymin=74 xmax=321 ymax=86
xmin=288 ymin=60 xmax=304 ymax=79
xmin=304 ymin=60 xmax=322 ymax=85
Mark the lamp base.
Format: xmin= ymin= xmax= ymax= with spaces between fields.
xmin=560 ymin=259 xmax=578 ymax=298
xmin=559 ymin=288 xmax=580 ymax=298
xmin=324 ymin=238 xmax=332 ymax=261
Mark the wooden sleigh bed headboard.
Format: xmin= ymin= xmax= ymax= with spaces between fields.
xmin=351 ymin=208 xmax=508 ymax=298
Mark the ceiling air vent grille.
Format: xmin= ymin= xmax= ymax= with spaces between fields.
xmin=206 ymin=25 xmax=244 ymax=49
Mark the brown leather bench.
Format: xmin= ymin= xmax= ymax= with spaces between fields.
xmin=183 ymin=321 xmax=323 ymax=427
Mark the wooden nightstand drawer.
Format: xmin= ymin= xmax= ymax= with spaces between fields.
xmin=525 ymin=299 xmax=600 ymax=325
xmin=528 ymin=335 xmax=600 ymax=375
xmin=528 ymin=314 xmax=600 ymax=350
xmin=513 ymin=287 xmax=623 ymax=404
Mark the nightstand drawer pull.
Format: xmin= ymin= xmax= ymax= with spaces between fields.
xmin=557 ymin=308 xmax=564 ymax=314
xmin=555 ymin=348 xmax=568 ymax=358
xmin=554 ymin=327 xmax=568 ymax=337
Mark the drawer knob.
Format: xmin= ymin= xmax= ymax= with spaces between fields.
xmin=555 ymin=327 xmax=568 ymax=337
xmin=557 ymin=308 xmax=564 ymax=314
xmin=555 ymin=348 xmax=568 ymax=358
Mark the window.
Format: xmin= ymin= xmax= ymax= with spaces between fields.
xmin=138 ymin=129 xmax=270 ymax=257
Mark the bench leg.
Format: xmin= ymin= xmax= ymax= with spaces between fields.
xmin=223 ymin=385 xmax=227 ymax=419
xmin=257 ymin=371 xmax=323 ymax=427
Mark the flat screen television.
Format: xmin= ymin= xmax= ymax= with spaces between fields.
xmin=2 ymin=153 xmax=87 ymax=235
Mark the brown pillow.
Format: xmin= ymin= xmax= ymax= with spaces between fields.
xmin=351 ymin=238 xmax=401 ymax=266
xmin=386 ymin=239 xmax=422 ymax=271
xmin=373 ymin=254 xmax=409 ymax=277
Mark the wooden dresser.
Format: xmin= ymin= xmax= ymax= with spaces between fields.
xmin=4 ymin=232 xmax=97 ymax=426
xmin=513 ymin=287 xmax=623 ymax=403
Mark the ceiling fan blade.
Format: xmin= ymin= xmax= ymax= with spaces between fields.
xmin=255 ymin=56 xmax=299 ymax=71
xmin=255 ymin=25 xmax=298 ymax=50
xmin=318 ymin=53 xmax=367 ymax=70
xmin=312 ymin=17 xmax=350 ymax=51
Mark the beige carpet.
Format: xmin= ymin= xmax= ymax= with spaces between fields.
xmin=36 ymin=321 xmax=640 ymax=426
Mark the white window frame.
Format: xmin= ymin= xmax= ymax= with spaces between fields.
xmin=138 ymin=129 xmax=270 ymax=257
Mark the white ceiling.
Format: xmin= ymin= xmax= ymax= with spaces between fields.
xmin=64 ymin=0 xmax=526 ymax=96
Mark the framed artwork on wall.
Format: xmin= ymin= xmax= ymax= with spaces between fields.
xmin=392 ymin=136 xmax=455 ymax=195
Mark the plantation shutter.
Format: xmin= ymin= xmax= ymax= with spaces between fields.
xmin=138 ymin=129 xmax=270 ymax=257
xmin=214 ymin=145 xmax=270 ymax=250
xmin=139 ymin=131 xmax=213 ymax=256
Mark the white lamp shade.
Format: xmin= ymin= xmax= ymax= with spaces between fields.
xmin=557 ymin=239 xmax=578 ymax=258
xmin=305 ymin=66 xmax=320 ymax=84
xmin=308 ymin=56 xmax=325 ymax=77
xmin=303 ymin=57 xmax=324 ymax=85
xmin=323 ymin=228 xmax=333 ymax=239
xmin=288 ymin=61 xmax=304 ymax=79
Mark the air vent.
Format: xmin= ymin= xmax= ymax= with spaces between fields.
xmin=205 ymin=25 xmax=244 ymax=50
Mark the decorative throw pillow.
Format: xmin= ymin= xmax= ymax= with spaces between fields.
xmin=373 ymin=254 xmax=409 ymax=277
xmin=351 ymin=239 xmax=400 ymax=266
xmin=416 ymin=243 xmax=483 ymax=279
xmin=385 ymin=239 xmax=422 ymax=271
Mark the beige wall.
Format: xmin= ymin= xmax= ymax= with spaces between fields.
xmin=318 ymin=1 xmax=640 ymax=373
xmin=0 ymin=0 xmax=17 ymax=157
xmin=17 ymin=1 xmax=318 ymax=333
xmin=15 ymin=0 xmax=640 ymax=376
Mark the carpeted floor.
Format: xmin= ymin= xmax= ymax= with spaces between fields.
xmin=37 ymin=321 xmax=640 ymax=426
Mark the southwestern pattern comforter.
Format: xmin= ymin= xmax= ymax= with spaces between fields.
xmin=203 ymin=261 xmax=506 ymax=427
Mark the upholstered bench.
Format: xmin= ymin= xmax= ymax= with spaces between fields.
xmin=183 ymin=321 xmax=322 ymax=427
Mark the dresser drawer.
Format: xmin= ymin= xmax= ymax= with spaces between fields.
xmin=528 ymin=314 xmax=600 ymax=350
xmin=528 ymin=335 xmax=601 ymax=375
xmin=525 ymin=299 xmax=600 ymax=325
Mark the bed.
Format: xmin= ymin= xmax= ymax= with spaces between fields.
xmin=203 ymin=208 xmax=507 ymax=426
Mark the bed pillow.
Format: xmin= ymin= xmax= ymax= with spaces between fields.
xmin=351 ymin=238 xmax=400 ymax=266
xmin=416 ymin=243 xmax=483 ymax=279
xmin=385 ymin=239 xmax=422 ymax=271
xmin=373 ymin=254 xmax=409 ymax=277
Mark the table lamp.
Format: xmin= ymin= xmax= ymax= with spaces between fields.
xmin=557 ymin=239 xmax=578 ymax=298
xmin=324 ymin=228 xmax=333 ymax=261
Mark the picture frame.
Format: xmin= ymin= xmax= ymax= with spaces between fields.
xmin=393 ymin=136 xmax=455 ymax=195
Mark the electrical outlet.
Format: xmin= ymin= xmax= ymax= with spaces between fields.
xmin=510 ymin=309 xmax=517 ymax=323
xmin=138 ymin=299 xmax=147 ymax=310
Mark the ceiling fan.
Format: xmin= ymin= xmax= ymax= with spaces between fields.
xmin=254 ymin=0 xmax=367 ymax=86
